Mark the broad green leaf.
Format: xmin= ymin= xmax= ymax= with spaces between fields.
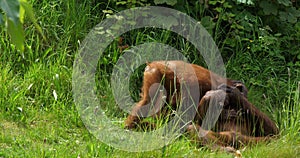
xmin=166 ymin=0 xmax=177 ymax=6
xmin=0 ymin=0 xmax=20 ymax=25
xmin=102 ymin=10 xmax=113 ymax=14
xmin=279 ymin=7 xmax=300 ymax=24
xmin=19 ymin=0 xmax=46 ymax=40
xmin=277 ymin=0 xmax=291 ymax=7
xmin=19 ymin=2 xmax=25 ymax=23
xmin=7 ymin=19 xmax=24 ymax=52
xmin=209 ymin=1 xmax=218 ymax=5
xmin=223 ymin=2 xmax=232 ymax=8
xmin=200 ymin=16 xmax=215 ymax=35
xmin=116 ymin=1 xmax=127 ymax=5
xmin=259 ymin=1 xmax=278 ymax=15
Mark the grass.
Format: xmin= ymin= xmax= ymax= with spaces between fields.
xmin=1 ymin=0 xmax=300 ymax=157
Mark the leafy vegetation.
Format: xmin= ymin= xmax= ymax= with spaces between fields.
xmin=0 ymin=0 xmax=299 ymax=157
xmin=0 ymin=0 xmax=44 ymax=52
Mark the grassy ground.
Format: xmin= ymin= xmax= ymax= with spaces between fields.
xmin=1 ymin=0 xmax=300 ymax=157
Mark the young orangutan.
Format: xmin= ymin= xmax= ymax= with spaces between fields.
xmin=124 ymin=60 xmax=278 ymax=150
xmin=187 ymin=84 xmax=278 ymax=151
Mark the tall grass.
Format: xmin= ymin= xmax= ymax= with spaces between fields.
xmin=279 ymin=81 xmax=300 ymax=135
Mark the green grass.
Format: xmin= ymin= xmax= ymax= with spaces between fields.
xmin=0 ymin=0 xmax=300 ymax=157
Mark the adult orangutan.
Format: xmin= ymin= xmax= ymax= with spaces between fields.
xmin=124 ymin=60 xmax=278 ymax=150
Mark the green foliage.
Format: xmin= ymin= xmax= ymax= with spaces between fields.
xmin=0 ymin=0 xmax=24 ymax=51
xmin=0 ymin=0 xmax=44 ymax=52
xmin=0 ymin=0 xmax=20 ymax=24
xmin=154 ymin=0 xmax=177 ymax=6
xmin=19 ymin=0 xmax=44 ymax=38
xmin=259 ymin=1 xmax=278 ymax=15
xmin=6 ymin=17 xmax=24 ymax=52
